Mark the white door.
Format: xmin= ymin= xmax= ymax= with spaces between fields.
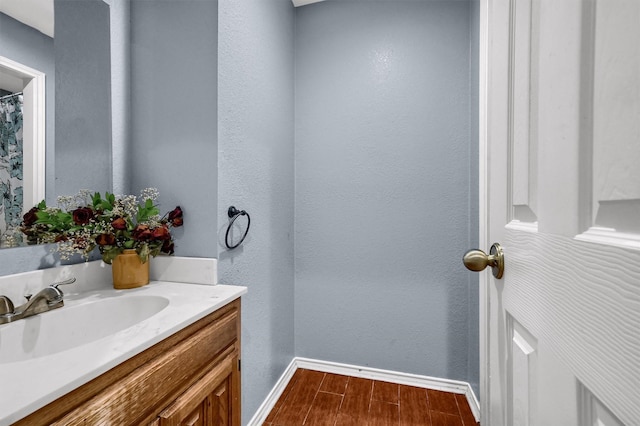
xmin=475 ymin=0 xmax=640 ymax=425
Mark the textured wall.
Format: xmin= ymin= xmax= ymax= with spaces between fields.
xmin=55 ymin=0 xmax=112 ymax=196
xmin=218 ymin=0 xmax=295 ymax=421
xmin=130 ymin=0 xmax=218 ymax=257
xmin=295 ymin=0 xmax=475 ymax=385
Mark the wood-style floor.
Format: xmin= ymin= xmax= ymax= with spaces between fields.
xmin=263 ymin=369 xmax=479 ymax=426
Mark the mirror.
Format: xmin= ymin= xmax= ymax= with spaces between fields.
xmin=0 ymin=0 xmax=112 ymax=248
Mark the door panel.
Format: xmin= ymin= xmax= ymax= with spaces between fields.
xmin=579 ymin=385 xmax=626 ymax=426
xmin=483 ymin=0 xmax=640 ymax=424
xmin=507 ymin=317 xmax=537 ymax=426
xmin=503 ymin=229 xmax=640 ymax=423
xmin=592 ymin=0 xmax=640 ymax=225
xmin=212 ymin=378 xmax=230 ymax=426
xmin=580 ymin=0 xmax=640 ymax=247
xmin=510 ymin=0 xmax=539 ymax=224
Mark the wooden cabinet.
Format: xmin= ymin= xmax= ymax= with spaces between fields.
xmin=15 ymin=299 xmax=241 ymax=426
xmin=157 ymin=352 xmax=236 ymax=426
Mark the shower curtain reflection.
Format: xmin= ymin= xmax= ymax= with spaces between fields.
xmin=0 ymin=92 xmax=24 ymax=247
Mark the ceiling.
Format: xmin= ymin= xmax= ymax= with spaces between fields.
xmin=0 ymin=0 xmax=54 ymax=37
xmin=0 ymin=0 xmax=330 ymax=36
xmin=292 ymin=0 xmax=326 ymax=7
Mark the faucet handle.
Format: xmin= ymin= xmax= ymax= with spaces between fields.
xmin=50 ymin=277 xmax=76 ymax=291
xmin=0 ymin=295 xmax=15 ymax=315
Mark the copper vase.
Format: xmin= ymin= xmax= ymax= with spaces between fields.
xmin=112 ymin=249 xmax=150 ymax=289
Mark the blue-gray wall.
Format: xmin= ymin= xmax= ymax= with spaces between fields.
xmin=55 ymin=0 xmax=112 ymax=196
xmin=294 ymin=0 xmax=477 ymax=389
xmin=217 ymin=0 xmax=295 ymax=421
xmin=130 ymin=0 xmax=218 ymax=257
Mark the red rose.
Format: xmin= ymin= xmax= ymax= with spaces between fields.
xmin=132 ymin=224 xmax=152 ymax=241
xmin=161 ymin=240 xmax=174 ymax=254
xmin=168 ymin=206 xmax=183 ymax=221
xmin=22 ymin=207 xmax=39 ymax=226
xmin=152 ymin=225 xmax=171 ymax=241
xmin=168 ymin=206 xmax=183 ymax=227
xmin=95 ymin=233 xmax=116 ymax=246
xmin=111 ymin=217 xmax=127 ymax=230
xmin=72 ymin=207 xmax=94 ymax=225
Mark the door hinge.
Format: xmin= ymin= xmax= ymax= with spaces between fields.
xmin=238 ymin=359 xmax=241 ymax=371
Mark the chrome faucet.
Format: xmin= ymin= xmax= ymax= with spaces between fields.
xmin=0 ymin=278 xmax=76 ymax=325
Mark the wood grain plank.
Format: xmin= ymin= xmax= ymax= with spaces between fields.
xmin=369 ymin=400 xmax=399 ymax=426
xmin=263 ymin=371 xmax=474 ymax=426
xmin=319 ymin=373 xmax=349 ymax=395
xmin=399 ymin=386 xmax=431 ymax=426
xmin=429 ymin=411 xmax=463 ymax=426
xmin=263 ymin=369 xmax=304 ymax=423
xmin=372 ymin=380 xmax=399 ymax=404
xmin=334 ymin=377 xmax=373 ymax=426
xmin=454 ymin=394 xmax=477 ymax=426
xmin=271 ymin=369 xmax=325 ymax=425
xmin=303 ymin=392 xmax=343 ymax=426
xmin=427 ymin=390 xmax=458 ymax=415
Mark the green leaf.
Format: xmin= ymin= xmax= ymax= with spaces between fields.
xmin=107 ymin=192 xmax=115 ymax=205
xmin=149 ymin=245 xmax=162 ymax=258
xmin=138 ymin=244 xmax=150 ymax=263
xmin=101 ymin=246 xmax=121 ymax=264
xmin=35 ymin=210 xmax=50 ymax=221
xmin=92 ymin=192 xmax=102 ymax=208
xmin=56 ymin=212 xmax=72 ymax=221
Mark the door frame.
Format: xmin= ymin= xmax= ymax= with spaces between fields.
xmin=0 ymin=55 xmax=46 ymax=215
xmin=477 ymin=0 xmax=491 ymax=423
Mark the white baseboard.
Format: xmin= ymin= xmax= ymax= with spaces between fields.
xmin=246 ymin=357 xmax=480 ymax=425
xmin=246 ymin=358 xmax=298 ymax=426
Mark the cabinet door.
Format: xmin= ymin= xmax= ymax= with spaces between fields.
xmin=210 ymin=374 xmax=231 ymax=426
xmin=158 ymin=355 xmax=236 ymax=426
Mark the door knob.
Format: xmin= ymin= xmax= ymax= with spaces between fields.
xmin=463 ymin=243 xmax=504 ymax=279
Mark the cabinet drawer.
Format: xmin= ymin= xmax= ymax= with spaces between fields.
xmin=52 ymin=307 xmax=238 ymax=425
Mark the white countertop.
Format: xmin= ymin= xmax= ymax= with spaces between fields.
xmin=0 ymin=281 xmax=247 ymax=425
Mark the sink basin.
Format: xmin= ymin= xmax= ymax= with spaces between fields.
xmin=0 ymin=295 xmax=169 ymax=364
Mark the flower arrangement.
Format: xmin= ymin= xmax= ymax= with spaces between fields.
xmin=20 ymin=188 xmax=183 ymax=264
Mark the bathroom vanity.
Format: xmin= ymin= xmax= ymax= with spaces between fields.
xmin=15 ymin=298 xmax=241 ymax=426
xmin=0 ymin=259 xmax=246 ymax=426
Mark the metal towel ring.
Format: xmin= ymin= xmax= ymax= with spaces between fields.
xmin=225 ymin=206 xmax=251 ymax=249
